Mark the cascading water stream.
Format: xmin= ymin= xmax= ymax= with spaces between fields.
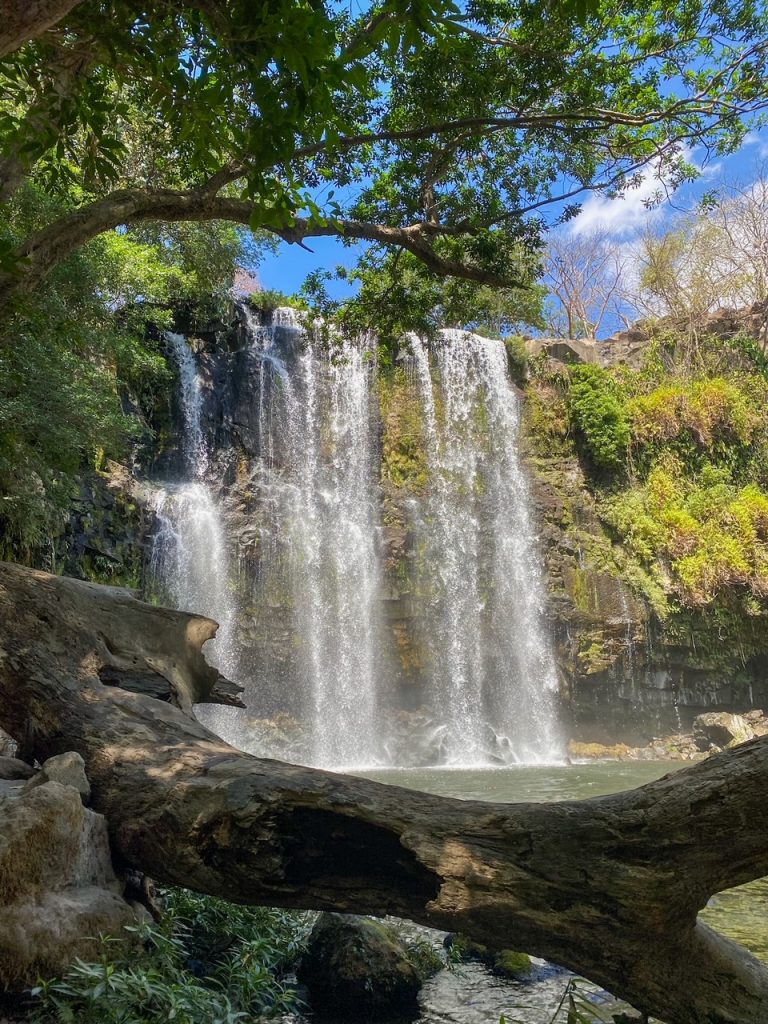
xmin=410 ymin=330 xmax=562 ymax=764
xmin=165 ymin=331 xmax=207 ymax=474
xmin=149 ymin=333 xmax=237 ymax=680
xmin=242 ymin=308 xmax=384 ymax=768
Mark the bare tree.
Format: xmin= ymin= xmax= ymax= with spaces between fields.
xmin=544 ymin=228 xmax=632 ymax=339
xmin=708 ymin=168 xmax=768 ymax=345
xmin=632 ymin=167 xmax=768 ymax=347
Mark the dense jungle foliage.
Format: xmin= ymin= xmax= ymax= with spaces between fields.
xmin=0 ymin=185 xmax=264 ymax=557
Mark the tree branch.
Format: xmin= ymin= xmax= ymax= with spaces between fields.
xmin=0 ymin=187 xmax=523 ymax=313
xmin=0 ymin=0 xmax=85 ymax=58
xmin=290 ymin=82 xmax=768 ymax=163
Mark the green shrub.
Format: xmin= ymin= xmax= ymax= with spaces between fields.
xmin=247 ymin=289 xmax=307 ymax=314
xmin=629 ymin=376 xmax=763 ymax=449
xmin=604 ymin=458 xmax=768 ymax=607
xmin=504 ymin=334 xmax=529 ymax=385
xmin=567 ymin=364 xmax=631 ymax=470
xmin=30 ymin=889 xmax=310 ymax=1024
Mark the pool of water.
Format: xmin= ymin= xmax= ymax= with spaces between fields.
xmin=360 ymin=760 xmax=680 ymax=804
xmin=294 ymin=761 xmax=768 ymax=1023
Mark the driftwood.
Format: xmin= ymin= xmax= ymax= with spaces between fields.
xmin=1 ymin=561 xmax=767 ymax=1024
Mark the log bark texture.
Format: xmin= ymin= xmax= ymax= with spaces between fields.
xmin=0 ymin=0 xmax=84 ymax=58
xmin=1 ymin=561 xmax=767 ymax=1024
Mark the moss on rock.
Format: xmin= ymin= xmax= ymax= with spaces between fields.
xmin=298 ymin=913 xmax=422 ymax=1020
xmin=452 ymin=936 xmax=532 ymax=978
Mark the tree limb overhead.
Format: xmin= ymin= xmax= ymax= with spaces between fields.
xmin=0 ymin=188 xmax=522 ymax=313
xmin=0 ymin=0 xmax=85 ymax=58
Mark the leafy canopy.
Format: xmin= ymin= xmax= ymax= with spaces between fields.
xmin=2 ymin=0 xmax=768 ymax=308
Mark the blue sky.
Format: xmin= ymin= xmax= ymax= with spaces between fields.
xmin=256 ymin=128 xmax=768 ymax=303
xmin=258 ymin=236 xmax=365 ymax=298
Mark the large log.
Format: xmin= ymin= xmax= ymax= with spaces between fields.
xmin=0 ymin=561 xmax=767 ymax=1024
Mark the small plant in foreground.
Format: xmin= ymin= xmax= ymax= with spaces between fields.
xmin=30 ymin=889 xmax=311 ymax=1024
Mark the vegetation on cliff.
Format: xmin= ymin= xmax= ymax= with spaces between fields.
xmin=0 ymin=177 xmax=250 ymax=559
xmin=526 ymin=331 xmax=768 ymax=622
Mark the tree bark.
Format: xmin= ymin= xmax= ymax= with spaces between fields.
xmin=1 ymin=560 xmax=767 ymax=1024
xmin=0 ymin=0 xmax=85 ymax=58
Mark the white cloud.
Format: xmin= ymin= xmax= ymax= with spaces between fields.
xmin=570 ymin=183 xmax=660 ymax=237
xmin=570 ymin=149 xmax=695 ymax=238
xmin=737 ymin=130 xmax=768 ymax=159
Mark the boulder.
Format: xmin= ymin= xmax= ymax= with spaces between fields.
xmin=0 ymin=778 xmax=142 ymax=990
xmin=0 ymin=757 xmax=34 ymax=781
xmin=0 ymin=727 xmax=16 ymax=757
xmin=692 ymin=712 xmax=754 ymax=752
xmin=525 ymin=337 xmax=601 ymax=366
xmin=298 ymin=913 xmax=421 ymax=1020
xmin=23 ymin=751 xmax=91 ymax=804
xmin=452 ymin=935 xmax=532 ymax=978
xmin=744 ymin=709 xmax=768 ymax=735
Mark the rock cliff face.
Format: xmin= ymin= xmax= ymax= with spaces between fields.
xmin=520 ymin=312 xmax=768 ymax=744
xmin=47 ymin=300 xmax=768 ymax=749
xmin=525 ymin=299 xmax=768 ymax=372
xmin=525 ymin=433 xmax=768 ymax=744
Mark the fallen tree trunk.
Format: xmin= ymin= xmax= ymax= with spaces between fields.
xmin=1 ymin=561 xmax=767 ymax=1024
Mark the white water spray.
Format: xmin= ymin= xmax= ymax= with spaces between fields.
xmin=246 ymin=310 xmax=384 ymax=768
xmin=410 ymin=330 xmax=562 ymax=764
xmin=150 ymin=333 xmax=237 ymax=680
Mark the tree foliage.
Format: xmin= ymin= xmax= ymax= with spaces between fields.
xmin=303 ymin=245 xmax=546 ymax=349
xmin=2 ymin=0 xmax=768 ymax=309
xmin=567 ymin=363 xmax=631 ymax=469
xmin=3 ymin=0 xmax=768 ymax=557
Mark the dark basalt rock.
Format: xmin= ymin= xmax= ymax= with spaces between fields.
xmin=0 ymin=757 xmax=34 ymax=781
xmin=298 ymin=913 xmax=421 ymax=1021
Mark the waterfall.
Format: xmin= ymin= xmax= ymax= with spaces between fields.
xmin=164 ymin=332 xmax=207 ymax=475
xmin=150 ymin=308 xmax=561 ymax=769
xmin=246 ymin=309 xmax=383 ymax=768
xmin=149 ymin=333 xmax=237 ymax=681
xmin=410 ymin=330 xmax=562 ymax=764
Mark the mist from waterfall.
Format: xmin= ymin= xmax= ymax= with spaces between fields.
xmin=409 ymin=330 xmax=562 ymax=764
xmin=246 ymin=308 xmax=384 ymax=768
